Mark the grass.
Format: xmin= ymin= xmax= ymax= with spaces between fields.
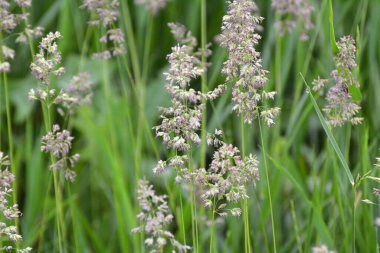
xmin=0 ymin=0 xmax=380 ymax=252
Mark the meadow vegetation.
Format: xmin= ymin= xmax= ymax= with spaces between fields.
xmin=0 ymin=0 xmax=379 ymax=252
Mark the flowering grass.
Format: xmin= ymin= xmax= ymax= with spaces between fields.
xmin=0 ymin=0 xmax=379 ymax=252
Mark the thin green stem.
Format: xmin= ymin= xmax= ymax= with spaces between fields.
xmin=240 ymin=117 xmax=245 ymax=156
xmin=136 ymin=13 xmax=156 ymax=168
xmin=189 ymin=148 xmax=199 ymax=253
xmin=0 ymin=71 xmax=2 ymax=149
xmin=37 ymin=175 xmax=53 ymax=253
xmin=52 ymin=170 xmax=64 ymax=253
xmin=241 ymin=115 xmax=251 ymax=253
xmin=0 ymin=33 xmax=19 ymax=241
xmin=21 ymin=7 xmax=36 ymax=58
xmin=120 ymin=1 xmax=141 ymax=83
xmin=209 ymin=199 xmax=216 ymax=253
xmin=258 ymin=115 xmax=277 ymax=253
xmin=243 ymin=199 xmax=251 ymax=253
xmin=67 ymin=185 xmax=81 ymax=253
xmin=352 ymin=186 xmax=356 ymax=253
xmin=3 ymin=73 xmax=15 ymax=184
xmin=142 ymin=13 xmax=154 ymax=86
xmin=290 ymin=200 xmax=303 ymax=253
xmin=45 ymin=101 xmax=65 ymax=253
xmin=192 ymin=188 xmax=199 ymax=253
xmin=179 ymin=191 xmax=187 ymax=246
xmin=200 ymin=0 xmax=208 ymax=169
xmin=100 ymin=60 xmax=131 ymax=253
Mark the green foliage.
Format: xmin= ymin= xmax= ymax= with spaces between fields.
xmin=0 ymin=0 xmax=379 ymax=252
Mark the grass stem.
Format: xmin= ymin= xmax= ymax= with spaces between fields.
xmin=258 ymin=114 xmax=277 ymax=253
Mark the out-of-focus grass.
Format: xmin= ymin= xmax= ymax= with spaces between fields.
xmin=0 ymin=0 xmax=379 ymax=252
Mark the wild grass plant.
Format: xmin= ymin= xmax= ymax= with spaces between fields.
xmin=0 ymin=0 xmax=379 ymax=252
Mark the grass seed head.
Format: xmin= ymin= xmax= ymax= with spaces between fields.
xmin=41 ymin=125 xmax=79 ymax=182
xmin=135 ymin=0 xmax=169 ymax=15
xmin=220 ymin=0 xmax=280 ymax=126
xmin=323 ymin=36 xmax=363 ymax=127
xmin=272 ymin=0 xmax=314 ymax=40
xmin=0 ymin=152 xmax=32 ymax=251
xmin=132 ymin=179 xmax=191 ymax=252
xmin=81 ymin=0 xmax=126 ymax=59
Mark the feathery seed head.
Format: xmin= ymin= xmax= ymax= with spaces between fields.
xmin=311 ymin=244 xmax=336 ymax=253
xmin=312 ymin=77 xmax=328 ymax=92
xmin=60 ymin=72 xmax=95 ymax=114
xmin=41 ymin=124 xmax=73 ymax=158
xmin=1 ymin=0 xmax=43 ymax=72
xmin=40 ymin=125 xmax=79 ymax=182
xmin=335 ymin=36 xmax=357 ymax=70
xmin=135 ymin=0 xmax=169 ymax=15
xmin=0 ymin=1 xmax=21 ymax=33
xmin=81 ymin=0 xmax=126 ymax=59
xmin=168 ymin=23 xmax=197 ymax=48
xmin=376 ymin=156 xmax=380 ymax=169
xmin=154 ymin=23 xmax=211 ymax=154
xmin=16 ymin=25 xmax=44 ymax=44
xmin=15 ymin=0 xmax=32 ymax=8
xmin=220 ymin=0 xmax=280 ymax=126
xmin=0 ymin=151 xmax=31 ymax=251
xmin=198 ymin=143 xmax=259 ymax=217
xmin=0 ymin=62 xmax=10 ymax=73
xmin=322 ymin=36 xmax=362 ymax=127
xmin=31 ymin=32 xmax=64 ymax=85
xmin=272 ymin=0 xmax=314 ymax=40
xmin=132 ymin=179 xmax=191 ymax=252
xmin=373 ymin=188 xmax=380 ymax=198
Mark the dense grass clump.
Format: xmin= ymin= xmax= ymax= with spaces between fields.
xmin=0 ymin=0 xmax=379 ymax=252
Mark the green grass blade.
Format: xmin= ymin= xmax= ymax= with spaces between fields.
xmin=329 ymin=0 xmax=339 ymax=54
xmin=301 ymin=73 xmax=354 ymax=186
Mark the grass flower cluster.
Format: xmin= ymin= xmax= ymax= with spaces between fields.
xmin=132 ymin=179 xmax=191 ymax=252
xmin=312 ymin=35 xmax=363 ymax=127
xmin=135 ymin=0 xmax=169 ymax=15
xmin=271 ymin=0 xmax=314 ymax=40
xmin=81 ymin=0 xmax=125 ymax=59
xmin=219 ymin=0 xmax=280 ymax=126
xmin=0 ymin=152 xmax=31 ymax=252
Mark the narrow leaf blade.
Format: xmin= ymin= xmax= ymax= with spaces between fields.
xmin=301 ymin=74 xmax=355 ymax=185
xmin=329 ymin=0 xmax=339 ymax=54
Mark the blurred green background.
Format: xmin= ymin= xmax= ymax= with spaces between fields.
xmin=1 ymin=0 xmax=379 ymax=252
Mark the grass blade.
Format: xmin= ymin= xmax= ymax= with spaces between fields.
xmin=329 ymin=0 xmax=339 ymax=54
xmin=300 ymin=73 xmax=355 ymax=186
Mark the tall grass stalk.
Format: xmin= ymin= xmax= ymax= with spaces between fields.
xmin=200 ymin=0 xmax=207 ymax=169
xmin=100 ymin=57 xmax=133 ymax=253
xmin=187 ymin=141 xmax=198 ymax=253
xmin=199 ymin=1 xmax=212 ymax=251
xmin=179 ymin=191 xmax=187 ymax=246
xmin=118 ymin=7 xmax=160 ymax=177
xmin=120 ymin=2 xmax=146 ymax=186
xmin=142 ymin=13 xmax=154 ymax=86
xmin=209 ymin=198 xmax=216 ymax=253
xmin=290 ymin=0 xmax=328 ymax=113
xmin=240 ymin=115 xmax=251 ymax=253
xmin=302 ymin=74 xmax=359 ymax=251
xmin=0 ymin=69 xmax=1 ymax=149
xmin=258 ymin=113 xmax=277 ymax=253
xmin=191 ymin=187 xmax=199 ymax=253
xmin=352 ymin=186 xmax=357 ymax=253
xmin=52 ymin=170 xmax=64 ymax=253
xmin=120 ymin=2 xmax=141 ymax=82
xmin=44 ymin=96 xmax=65 ymax=253
xmin=290 ymin=200 xmax=303 ymax=253
xmin=0 ymin=33 xmax=20 ymax=248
